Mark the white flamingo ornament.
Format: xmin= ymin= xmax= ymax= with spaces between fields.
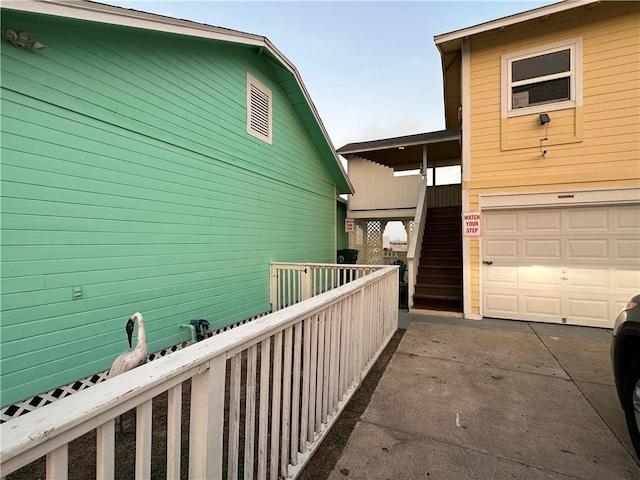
xmin=109 ymin=312 xmax=147 ymax=377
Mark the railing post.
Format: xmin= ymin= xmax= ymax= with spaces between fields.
xmin=270 ymin=263 xmax=278 ymax=311
xmin=189 ymin=356 xmax=226 ymax=480
xmin=301 ymin=266 xmax=312 ymax=301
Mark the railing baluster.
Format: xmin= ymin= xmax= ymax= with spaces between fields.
xmin=167 ymin=383 xmax=182 ymax=480
xmin=136 ymin=399 xmax=152 ymax=480
xmin=96 ymin=419 xmax=115 ymax=480
xmin=190 ymin=356 xmax=226 ymax=480
xmin=357 ymin=287 xmax=367 ymax=382
xmin=244 ymin=345 xmax=258 ymax=480
xmin=46 ymin=444 xmax=68 ymax=480
xmin=339 ymin=299 xmax=347 ymax=400
xmin=300 ymin=318 xmax=311 ymax=452
xmin=270 ymin=332 xmax=283 ymax=480
xmin=307 ymin=314 xmax=319 ymax=442
xmin=330 ymin=303 xmax=340 ymax=412
xmin=327 ymin=304 xmax=336 ymax=414
xmin=290 ymin=322 xmax=302 ymax=465
xmin=258 ymin=338 xmax=271 ymax=478
xmin=280 ymin=326 xmax=293 ymax=476
xmin=315 ymin=311 xmax=326 ymax=432
xmin=228 ymin=354 xmax=241 ymax=480
xmin=322 ymin=307 xmax=331 ymax=424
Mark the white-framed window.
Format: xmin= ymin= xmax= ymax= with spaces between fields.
xmin=247 ymin=73 xmax=272 ymax=144
xmin=501 ymin=38 xmax=582 ymax=117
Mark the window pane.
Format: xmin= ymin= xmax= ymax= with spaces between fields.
xmin=512 ymin=77 xmax=570 ymax=109
xmin=512 ymin=49 xmax=570 ymax=82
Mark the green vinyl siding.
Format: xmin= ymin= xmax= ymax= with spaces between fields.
xmin=1 ymin=11 xmax=338 ymax=407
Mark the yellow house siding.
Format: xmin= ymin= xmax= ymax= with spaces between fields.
xmin=467 ymin=1 xmax=639 ymax=194
xmin=466 ymin=3 xmax=638 ymax=319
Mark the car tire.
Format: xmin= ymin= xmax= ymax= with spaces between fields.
xmin=622 ymin=355 xmax=640 ymax=459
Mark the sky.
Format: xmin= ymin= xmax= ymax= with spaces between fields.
xmin=104 ymin=1 xmax=558 ymax=239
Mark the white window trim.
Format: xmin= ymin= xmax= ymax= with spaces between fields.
xmin=501 ymin=37 xmax=583 ymax=118
xmin=247 ymin=72 xmax=272 ymax=144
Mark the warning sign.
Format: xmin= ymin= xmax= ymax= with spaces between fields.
xmin=462 ymin=211 xmax=482 ymax=237
xmin=345 ymin=218 xmax=355 ymax=233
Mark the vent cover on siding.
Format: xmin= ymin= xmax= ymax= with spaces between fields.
xmin=247 ymin=73 xmax=272 ymax=144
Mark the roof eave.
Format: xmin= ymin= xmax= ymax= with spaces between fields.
xmin=338 ymin=129 xmax=461 ymax=155
xmin=3 ymin=0 xmax=354 ymax=194
xmin=434 ymin=0 xmax=602 ymax=53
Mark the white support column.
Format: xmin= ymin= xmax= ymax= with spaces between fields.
xmin=461 ymin=37 xmax=480 ymax=320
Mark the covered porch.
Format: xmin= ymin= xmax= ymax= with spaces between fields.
xmin=337 ymin=129 xmax=463 ymax=313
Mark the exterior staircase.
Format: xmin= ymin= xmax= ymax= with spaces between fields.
xmin=413 ymin=206 xmax=463 ymax=312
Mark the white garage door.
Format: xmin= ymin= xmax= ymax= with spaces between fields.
xmin=482 ymin=204 xmax=640 ymax=328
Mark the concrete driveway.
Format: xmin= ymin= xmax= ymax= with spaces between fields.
xmin=328 ymin=313 xmax=640 ymax=479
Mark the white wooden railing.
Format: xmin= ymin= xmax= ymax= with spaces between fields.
xmin=269 ymin=262 xmax=385 ymax=310
xmin=407 ymin=179 xmax=429 ymax=309
xmin=0 ymin=263 xmax=398 ymax=480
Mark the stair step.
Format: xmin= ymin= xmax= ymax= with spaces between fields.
xmin=415 ymin=286 xmax=461 ymax=297
xmin=421 ymin=259 xmax=462 ymax=267
xmin=417 ymin=277 xmax=461 ymax=285
xmin=421 ymin=248 xmax=461 ymax=255
xmin=413 ymin=298 xmax=463 ymax=312
xmin=413 ymin=206 xmax=463 ymax=313
xmin=418 ymin=267 xmax=462 ymax=276
xmin=414 ymin=293 xmax=462 ymax=301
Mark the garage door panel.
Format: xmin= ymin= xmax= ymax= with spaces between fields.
xmin=523 ymin=239 xmax=561 ymax=261
xmin=523 ymin=210 xmax=562 ymax=232
xmin=482 ymin=204 xmax=640 ymax=328
xmin=614 ymin=268 xmax=640 ymax=291
xmin=484 ymin=212 xmax=518 ymax=234
xmin=519 ymin=266 xmax=561 ymax=287
xmin=566 ymin=208 xmax=608 ymax=232
xmin=484 ymin=293 xmax=519 ymax=316
xmin=567 ymin=239 xmax=609 ymax=262
xmin=566 ymin=267 xmax=609 ymax=289
xmin=566 ymin=297 xmax=608 ymax=318
xmin=484 ymin=239 xmax=518 ymax=259
xmin=523 ymin=295 xmax=562 ymax=317
xmin=615 ymin=239 xmax=640 ymax=262
xmin=614 ymin=206 xmax=640 ymax=231
xmin=484 ymin=265 xmax=518 ymax=285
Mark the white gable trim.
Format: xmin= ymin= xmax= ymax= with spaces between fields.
xmin=435 ymin=0 xmax=601 ymax=48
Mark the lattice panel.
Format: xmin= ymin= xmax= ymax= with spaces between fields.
xmin=365 ymin=220 xmax=381 ymax=264
xmin=403 ymin=220 xmax=414 ymax=242
xmin=0 ymin=312 xmax=270 ymax=423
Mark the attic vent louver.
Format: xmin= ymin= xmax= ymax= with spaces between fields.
xmin=247 ymin=73 xmax=272 ymax=144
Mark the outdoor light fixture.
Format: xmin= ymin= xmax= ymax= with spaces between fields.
xmin=1 ymin=29 xmax=45 ymax=50
xmin=539 ymin=113 xmax=550 ymax=125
